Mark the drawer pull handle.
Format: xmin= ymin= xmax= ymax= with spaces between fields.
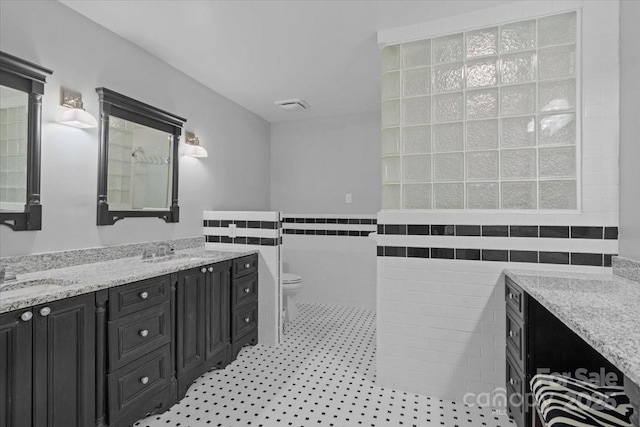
xmin=139 ymin=291 xmax=149 ymax=300
xmin=509 ymin=330 xmax=515 ymax=338
xmin=140 ymin=376 xmax=149 ymax=385
xmin=509 ymin=378 xmax=517 ymax=386
xmin=140 ymin=329 xmax=149 ymax=337
xmin=508 ymin=292 xmax=514 ymax=300
xmin=208 ymin=267 xmax=214 ymax=272
xmin=21 ymin=311 xmax=33 ymax=322
xmin=40 ymin=307 xmax=51 ymax=317
xmin=244 ymin=317 xmax=251 ymax=323
xmin=244 ymin=288 xmax=251 ymax=294
xmin=201 ymin=267 xmax=207 ymax=273
xmin=245 ymin=263 xmax=251 ymax=269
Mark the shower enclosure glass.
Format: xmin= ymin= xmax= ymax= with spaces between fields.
xmin=0 ymin=86 xmax=28 ymax=212
xmin=107 ymin=116 xmax=174 ymax=211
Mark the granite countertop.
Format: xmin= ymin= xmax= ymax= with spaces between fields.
xmin=0 ymin=247 xmax=257 ymax=314
xmin=504 ymin=268 xmax=640 ymax=386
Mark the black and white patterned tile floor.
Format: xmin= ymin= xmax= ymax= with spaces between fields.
xmin=135 ymin=302 xmax=513 ymax=427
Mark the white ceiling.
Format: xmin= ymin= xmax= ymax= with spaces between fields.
xmin=60 ymin=0 xmax=511 ymax=123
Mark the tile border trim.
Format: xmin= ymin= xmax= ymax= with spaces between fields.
xmin=377 ymin=224 xmax=618 ymax=240
xmin=377 ymin=246 xmax=616 ymax=267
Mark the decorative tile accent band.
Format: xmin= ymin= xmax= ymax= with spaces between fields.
xmin=204 ymin=236 xmax=282 ymax=246
xmin=377 ymin=224 xmax=618 ymax=239
xmin=284 ymin=217 xmax=377 ymax=224
xmin=282 ymin=215 xmax=377 ymax=238
xmin=283 ymin=229 xmax=373 ymax=237
xmin=203 ymin=211 xmax=282 ymax=247
xmin=203 ymin=220 xmax=280 ymax=229
xmin=377 ymin=246 xmax=616 ymax=267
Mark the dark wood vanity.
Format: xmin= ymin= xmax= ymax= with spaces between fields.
xmin=0 ymin=253 xmax=259 ymax=427
xmin=505 ymin=277 xmax=625 ymax=427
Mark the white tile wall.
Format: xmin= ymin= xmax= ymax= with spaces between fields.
xmin=282 ymin=213 xmax=377 ymax=309
xmin=375 ymin=0 xmax=620 ymax=405
xmin=203 ymin=210 xmax=282 ymax=346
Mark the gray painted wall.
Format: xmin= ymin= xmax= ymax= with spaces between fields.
xmin=0 ymin=0 xmax=271 ymax=257
xmin=619 ymin=0 xmax=640 ymax=262
xmin=270 ymin=111 xmax=381 ymax=214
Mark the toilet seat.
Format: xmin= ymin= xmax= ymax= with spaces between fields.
xmin=282 ymin=273 xmax=302 ymax=284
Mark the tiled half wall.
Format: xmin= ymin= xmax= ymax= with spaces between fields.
xmin=375 ymin=212 xmax=618 ymax=402
xmin=203 ymin=211 xmax=282 ymax=346
xmin=281 ymin=214 xmax=378 ymax=310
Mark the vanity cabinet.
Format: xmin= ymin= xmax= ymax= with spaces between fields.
xmin=176 ymin=261 xmax=232 ymax=399
xmin=105 ymin=275 xmax=174 ymax=427
xmin=504 ymin=278 xmax=528 ymax=427
xmin=1 ymin=252 xmax=259 ymax=427
xmin=504 ymin=277 xmax=624 ymax=427
xmin=230 ymin=255 xmax=259 ymax=359
xmin=0 ymin=293 xmax=96 ymax=427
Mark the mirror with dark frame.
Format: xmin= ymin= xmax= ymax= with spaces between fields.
xmin=96 ymin=87 xmax=186 ymax=226
xmin=0 ymin=51 xmax=52 ymax=231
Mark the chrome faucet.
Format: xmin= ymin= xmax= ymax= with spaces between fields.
xmin=141 ymin=243 xmax=175 ymax=261
xmin=0 ymin=264 xmax=18 ymax=287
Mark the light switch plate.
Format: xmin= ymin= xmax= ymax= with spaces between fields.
xmin=346 ymin=193 xmax=353 ymax=203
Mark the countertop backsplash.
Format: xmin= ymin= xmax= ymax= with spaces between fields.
xmin=612 ymin=256 xmax=640 ymax=284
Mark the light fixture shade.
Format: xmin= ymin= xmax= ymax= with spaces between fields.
xmin=58 ymin=107 xmax=97 ymax=129
xmin=184 ymin=143 xmax=208 ymax=158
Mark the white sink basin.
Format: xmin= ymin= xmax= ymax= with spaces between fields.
xmin=0 ymin=278 xmax=75 ymax=300
xmin=1 ymin=284 xmax=63 ymax=299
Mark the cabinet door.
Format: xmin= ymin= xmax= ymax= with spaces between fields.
xmin=205 ymin=263 xmax=231 ymax=360
xmin=33 ymin=293 xmax=96 ymax=427
xmin=0 ymin=309 xmax=33 ymax=427
xmin=176 ymin=267 xmax=206 ymax=375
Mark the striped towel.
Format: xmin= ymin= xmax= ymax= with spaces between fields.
xmin=530 ymin=374 xmax=633 ymax=427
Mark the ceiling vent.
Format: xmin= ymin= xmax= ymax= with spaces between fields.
xmin=274 ymin=99 xmax=309 ymax=112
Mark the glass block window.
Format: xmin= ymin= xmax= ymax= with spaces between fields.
xmin=381 ymin=11 xmax=578 ymax=210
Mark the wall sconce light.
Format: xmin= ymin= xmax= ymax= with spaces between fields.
xmin=184 ymin=132 xmax=208 ymax=158
xmin=58 ymin=88 xmax=97 ymax=129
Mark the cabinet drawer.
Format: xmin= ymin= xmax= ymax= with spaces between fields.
xmin=232 ymin=255 xmax=258 ymax=279
xmin=506 ymin=309 xmax=525 ymax=371
xmin=505 ymin=278 xmax=525 ymax=319
xmin=109 ymin=275 xmax=170 ymax=319
xmin=506 ymin=354 xmax=526 ymax=427
xmin=232 ymin=273 xmax=258 ymax=310
xmin=108 ymin=344 xmax=171 ymax=420
xmin=232 ymin=304 xmax=258 ymax=340
xmin=108 ymin=301 xmax=171 ymax=371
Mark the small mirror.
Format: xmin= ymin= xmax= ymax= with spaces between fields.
xmin=0 ymin=51 xmax=52 ymax=231
xmin=107 ymin=117 xmax=174 ymax=211
xmin=96 ymin=87 xmax=186 ymax=225
xmin=0 ymin=86 xmax=28 ymax=212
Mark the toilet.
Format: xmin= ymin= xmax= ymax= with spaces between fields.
xmin=282 ymin=273 xmax=303 ymax=323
